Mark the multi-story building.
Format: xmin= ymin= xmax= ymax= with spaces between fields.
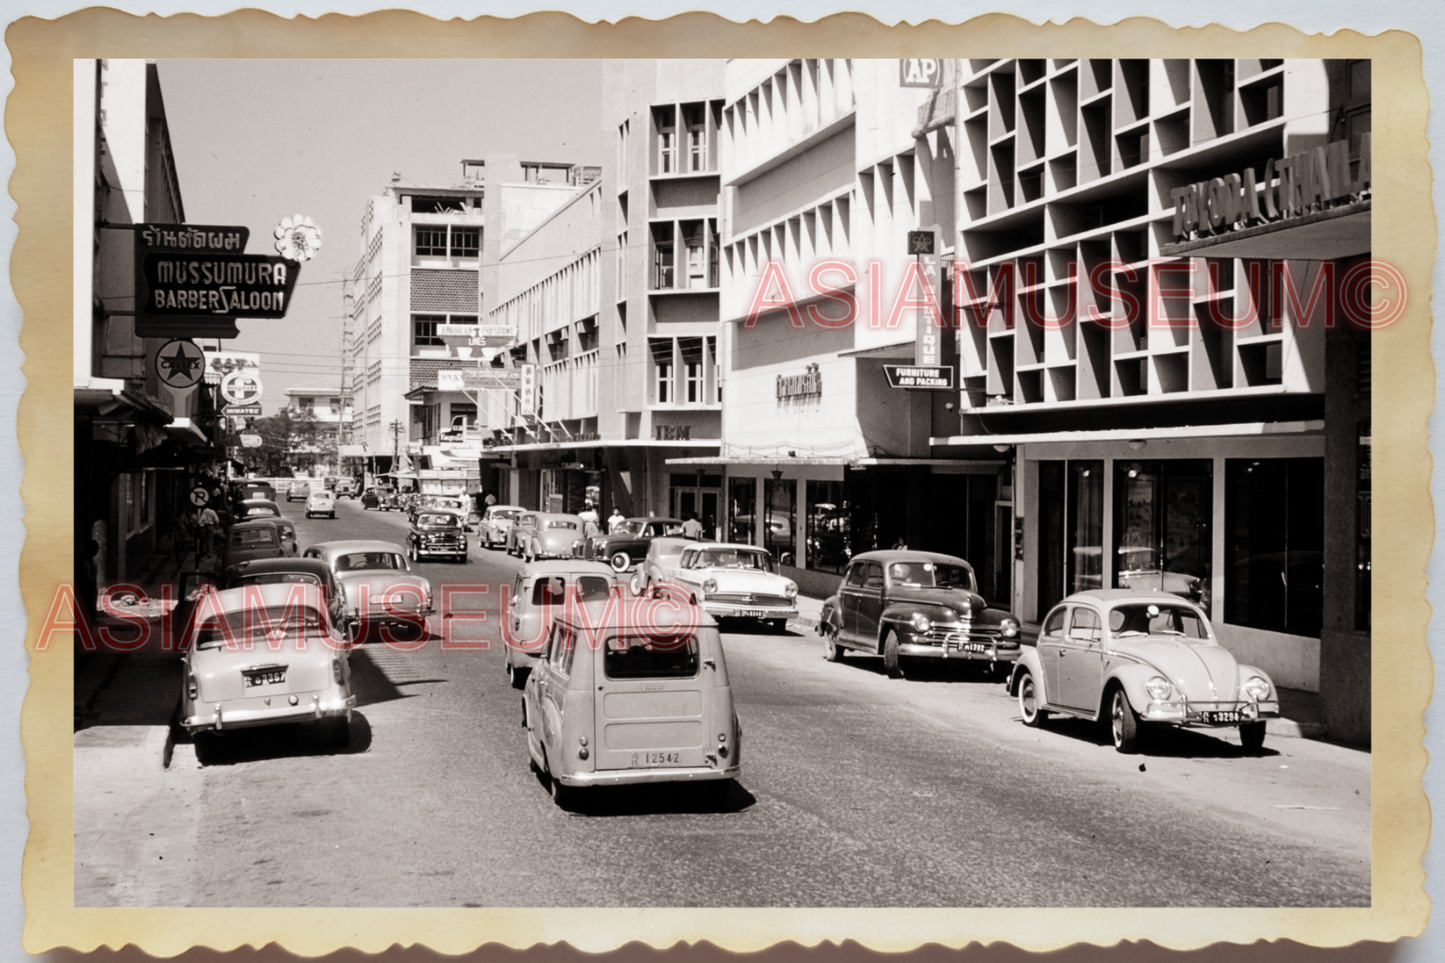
xmin=281 ymin=381 xmax=352 ymax=473
xmin=486 ymin=61 xmax=726 ymax=519
xmin=925 ymin=58 xmax=1370 ymax=741
xmin=73 ymin=60 xmax=221 ymax=595
xmin=345 ymin=156 xmax=597 ymax=480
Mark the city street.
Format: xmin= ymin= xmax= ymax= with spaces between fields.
xmin=75 ymin=497 xmax=1371 ymax=909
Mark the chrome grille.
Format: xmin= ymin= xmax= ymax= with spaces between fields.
xmin=707 ymin=593 xmax=792 ymax=607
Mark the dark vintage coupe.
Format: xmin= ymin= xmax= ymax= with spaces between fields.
xmin=407 ymin=511 xmax=469 ymax=563
xmin=818 ymin=551 xmax=1022 ymax=679
xmin=588 ymin=517 xmax=689 ymax=573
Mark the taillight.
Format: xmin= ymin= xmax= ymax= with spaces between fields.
xmin=187 ymin=674 xmax=197 ymax=700
xmin=332 ymin=657 xmax=343 ymax=684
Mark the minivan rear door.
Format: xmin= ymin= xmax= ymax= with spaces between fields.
xmin=592 ymin=628 xmax=708 ymax=771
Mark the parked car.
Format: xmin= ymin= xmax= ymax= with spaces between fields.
xmin=503 ymin=560 xmax=616 ymax=688
xmin=302 ymin=540 xmax=433 ymax=642
xmin=217 ymin=557 xmax=350 ymax=638
xmin=506 ymin=512 xmax=541 ymax=557
xmin=178 ymin=582 xmax=354 ymax=760
xmin=231 ymin=480 xmax=277 ymax=503
xmin=237 ymin=499 xmax=284 ymax=521
xmin=818 ymin=550 xmax=1022 ymax=679
xmin=515 ymin=513 xmax=585 ymax=563
xmin=1009 ymin=590 xmax=1281 ymax=754
xmin=627 ymin=536 xmax=695 ymax=596
xmin=222 ymin=519 xmax=290 ymax=569
xmin=286 ymin=481 xmax=311 ymax=502
xmin=407 ymin=511 xmax=469 ymax=564
xmin=479 ymin=505 xmax=525 ymax=549
xmin=522 ymin=599 xmax=741 ymax=808
xmin=667 ymin=543 xmax=798 ymax=632
xmin=588 ymin=517 xmax=689 ymax=573
xmin=306 ymin=489 xmax=337 ymax=519
xmin=361 ymin=487 xmax=399 ymax=511
xmin=334 ymin=477 xmax=359 ymax=499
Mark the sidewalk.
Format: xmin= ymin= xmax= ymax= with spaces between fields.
xmin=791 ymin=601 xmax=1326 ymax=741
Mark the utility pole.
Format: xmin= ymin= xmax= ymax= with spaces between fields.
xmin=389 ymin=419 xmax=403 ymax=471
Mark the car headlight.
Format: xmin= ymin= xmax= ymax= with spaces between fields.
xmin=1145 ymin=676 xmax=1173 ymax=701
xmin=999 ymin=618 xmax=1019 ymax=638
xmin=703 ymin=578 xmax=718 ymax=595
xmin=910 ymin=612 xmax=932 ymax=633
xmin=1243 ymin=675 xmax=1271 ymax=701
xmin=784 ymin=581 xmax=798 ymax=599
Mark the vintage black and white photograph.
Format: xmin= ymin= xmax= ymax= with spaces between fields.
xmin=70 ymin=53 xmax=1378 ymax=913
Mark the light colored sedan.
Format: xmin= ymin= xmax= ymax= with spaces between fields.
xmin=502 ymin=560 xmax=616 ymax=688
xmin=516 ymin=513 xmax=585 ymax=563
xmin=479 ymin=505 xmax=525 ymax=549
xmin=179 ymin=582 xmax=354 ymax=761
xmin=628 ymin=536 xmax=695 ymax=596
xmin=302 ymin=540 xmax=433 ymax=642
xmin=305 ymin=489 xmax=337 ymax=519
xmin=1008 ymin=590 xmax=1281 ymax=754
xmin=668 ymin=543 xmax=798 ymax=632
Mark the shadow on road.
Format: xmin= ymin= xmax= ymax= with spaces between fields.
xmin=831 ymin=653 xmax=1011 ymax=686
xmin=1024 ymin=713 xmax=1281 ymax=759
xmin=184 ymin=711 xmax=374 ymax=766
xmin=529 ymin=763 xmax=756 ymax=816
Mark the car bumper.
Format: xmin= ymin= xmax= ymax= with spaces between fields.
xmin=415 ymin=543 xmax=465 ymax=557
xmin=896 ymin=638 xmax=1023 ymax=663
xmin=183 ymin=694 xmax=355 ymax=735
xmin=1142 ymin=700 xmax=1281 ymax=726
xmin=701 ymin=601 xmax=798 ymax=621
xmin=558 ymin=763 xmax=740 ymax=787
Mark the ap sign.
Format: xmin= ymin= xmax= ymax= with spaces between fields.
xmin=899 ymin=59 xmax=943 ymax=88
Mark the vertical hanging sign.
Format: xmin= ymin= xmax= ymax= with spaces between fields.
xmin=517 ymin=363 xmax=538 ymax=418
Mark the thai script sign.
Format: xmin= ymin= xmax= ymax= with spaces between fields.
xmin=141 ymin=254 xmax=298 ymax=317
xmin=776 ymin=363 xmax=823 ymax=401
xmin=139 ymin=224 xmax=249 ymax=252
xmin=654 ymin=425 xmax=693 ymax=441
xmin=1171 ymin=135 xmax=1370 ymax=240
xmin=883 ymin=365 xmax=955 ymax=390
xmin=518 ymin=363 xmax=538 ymax=415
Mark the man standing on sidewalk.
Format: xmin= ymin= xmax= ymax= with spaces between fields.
xmin=196 ymin=503 xmax=219 ymax=559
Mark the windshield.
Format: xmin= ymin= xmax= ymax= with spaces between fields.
xmin=1109 ymin=603 xmax=1210 ymax=639
xmin=491 ymin=509 xmax=521 ymax=521
xmin=193 ymin=604 xmax=326 ymax=650
xmin=229 ymin=573 xmax=322 ymax=588
xmin=417 ymin=513 xmax=460 ymax=527
xmin=244 ymin=505 xmax=278 ymax=517
xmin=886 ymin=561 xmax=976 ymax=590
xmin=615 ymin=520 xmax=645 ymax=535
xmin=337 ymin=552 xmax=404 ymax=572
xmin=530 ymin=575 xmax=613 ymax=607
xmin=693 ymin=549 xmax=773 ymax=571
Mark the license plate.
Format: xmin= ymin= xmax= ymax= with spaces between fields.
xmin=629 ymin=751 xmax=681 ymax=767
xmin=962 ymin=642 xmax=989 ymax=653
xmin=244 ymin=669 xmax=286 ymax=687
xmin=1204 ymin=710 xmax=1241 ymax=724
xmin=369 ymin=595 xmax=386 ymax=604
xmin=738 ymin=610 xmax=766 ymax=618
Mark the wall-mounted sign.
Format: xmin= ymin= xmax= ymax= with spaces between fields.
xmin=133 ymin=224 xmax=252 ymax=339
xmin=188 ymin=485 xmax=211 ymax=507
xmin=883 ymin=364 xmax=956 ymax=390
xmin=438 ymin=368 xmax=523 ymax=391
xmin=205 ymin=349 xmax=261 ymax=382
xmin=518 ymin=363 xmax=538 ymax=415
xmin=155 ymin=339 xmax=206 ymax=389
xmin=907 ymin=231 xmax=935 ymax=255
xmin=141 ymin=253 xmax=299 ymax=318
xmin=273 ymin=215 xmax=323 ymax=262
xmin=225 ymin=403 xmax=262 ymax=418
xmin=776 ymin=363 xmax=823 ymax=401
xmin=655 ymin=425 xmax=693 ymax=441
xmin=1170 ymin=135 xmax=1370 ymax=240
xmin=438 ymin=324 xmax=480 ymax=337
xmin=239 ymin=434 xmax=264 ymax=448
xmin=899 ymin=59 xmax=944 ymax=88
xmin=140 ymin=224 xmax=249 ymax=253
xmin=220 ymin=370 xmax=262 ymax=406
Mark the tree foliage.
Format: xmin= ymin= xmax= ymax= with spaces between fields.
xmin=234 ymin=409 xmax=334 ymax=476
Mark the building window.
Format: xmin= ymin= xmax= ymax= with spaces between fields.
xmin=413 ymin=314 xmax=445 ymax=347
xmin=415 ymin=228 xmax=447 ymax=257
xmin=684 ymin=102 xmax=707 ymax=171
xmin=806 ymin=480 xmax=849 ymax=574
xmin=655 ymin=105 xmax=677 ymax=174
xmin=328 ymin=397 xmax=341 ymax=414
xmin=680 ymin=337 xmax=703 ymax=403
xmin=764 ymin=477 xmax=796 ymax=566
xmin=1114 ymin=459 xmax=1213 ymax=610
xmin=451 ymin=227 xmax=479 ymax=259
xmin=728 ymin=477 xmax=757 ymax=545
xmin=298 ymin=397 xmax=314 ymax=412
xmin=652 ymin=223 xmax=675 ymax=289
xmin=1225 ymin=458 xmax=1325 ymax=636
xmin=650 ymin=339 xmax=674 ymax=403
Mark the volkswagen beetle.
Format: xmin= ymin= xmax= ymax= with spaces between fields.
xmin=1007 ymin=590 xmax=1281 ymax=754
xmin=817 ymin=551 xmax=1021 ymax=678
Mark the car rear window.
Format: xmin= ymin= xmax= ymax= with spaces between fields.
xmin=337 ymin=552 xmax=403 ymax=571
xmin=603 ymin=631 xmax=699 ymax=679
xmin=531 ymin=575 xmax=612 ymax=606
xmin=245 ymin=506 xmax=278 ymax=517
xmin=231 ymin=528 xmax=277 ymax=547
xmin=193 ymin=604 xmax=325 ymax=649
xmin=232 ymin=573 xmax=320 ymax=587
xmin=545 ymin=519 xmax=578 ymax=530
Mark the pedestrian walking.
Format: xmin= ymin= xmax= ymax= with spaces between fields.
xmin=197 ymin=504 xmax=220 ymax=559
xmin=484 ymin=492 xmax=497 ymax=508
xmin=681 ymin=514 xmax=704 ymax=539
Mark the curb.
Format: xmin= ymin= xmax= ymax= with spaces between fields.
xmin=73 ymin=724 xmax=174 ymax=770
xmin=1267 ymin=718 xmax=1327 ymax=739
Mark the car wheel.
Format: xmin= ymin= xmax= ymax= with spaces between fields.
xmin=882 ymin=630 xmax=906 ymax=679
xmin=821 ymin=623 xmax=845 ymax=662
xmin=1239 ymin=721 xmax=1266 ymax=754
xmin=1018 ymin=671 xmax=1049 ymax=727
xmin=326 ymin=716 xmax=350 ymax=750
xmin=768 ymin=619 xmax=787 ymax=633
xmin=193 ymin=731 xmax=218 ymax=765
xmin=408 ymin=542 xmax=418 ymax=563
xmin=507 ymin=661 xmax=528 ymax=690
xmin=629 ymin=571 xmax=646 ymax=597
xmin=609 ymin=551 xmax=631 ymax=573
xmin=1109 ymin=686 xmax=1141 ymax=753
xmin=549 ymin=774 xmax=577 ymax=810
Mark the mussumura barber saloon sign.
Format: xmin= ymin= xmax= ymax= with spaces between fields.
xmin=142 ymin=255 xmax=297 ymax=316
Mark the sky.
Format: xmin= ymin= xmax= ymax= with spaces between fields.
xmin=158 ymin=59 xmax=608 ymax=411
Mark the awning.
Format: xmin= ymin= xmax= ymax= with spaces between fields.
xmin=930 ymin=419 xmax=1324 ymax=448
xmin=490 ymin=439 xmax=722 ymax=455
xmin=665 ymin=454 xmax=1006 ymax=468
xmin=1159 ymin=201 xmax=1370 ymax=260
xmin=164 ymin=417 xmax=209 ymax=445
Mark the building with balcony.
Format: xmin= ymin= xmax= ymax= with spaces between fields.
xmin=928 ymin=58 xmax=1371 ymax=741
xmin=345 ymin=156 xmax=598 ymax=480
xmin=485 ymin=60 xmax=726 ymax=519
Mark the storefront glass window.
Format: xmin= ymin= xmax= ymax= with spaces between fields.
xmin=1225 ymin=458 xmax=1324 ymax=636
xmin=806 ymin=480 xmax=849 ymax=574
xmin=1067 ymin=461 xmax=1104 ymax=594
xmin=1114 ymin=460 xmax=1213 ymax=610
xmin=727 ymin=478 xmax=756 ymax=545
xmin=763 ymin=478 xmax=796 ymax=566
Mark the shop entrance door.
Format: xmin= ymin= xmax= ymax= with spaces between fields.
xmin=669 ymin=473 xmax=722 ymax=539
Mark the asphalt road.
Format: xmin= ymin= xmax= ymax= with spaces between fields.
xmin=76 ymin=496 xmax=1372 ymax=908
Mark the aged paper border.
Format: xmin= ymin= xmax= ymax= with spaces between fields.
xmin=13 ymin=9 xmax=1432 ymax=956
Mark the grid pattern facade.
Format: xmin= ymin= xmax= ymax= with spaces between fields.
xmin=410 ymin=269 xmax=480 ymax=313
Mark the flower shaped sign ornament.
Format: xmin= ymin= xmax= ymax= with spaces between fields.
xmin=274 ymin=215 xmax=323 ymax=262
